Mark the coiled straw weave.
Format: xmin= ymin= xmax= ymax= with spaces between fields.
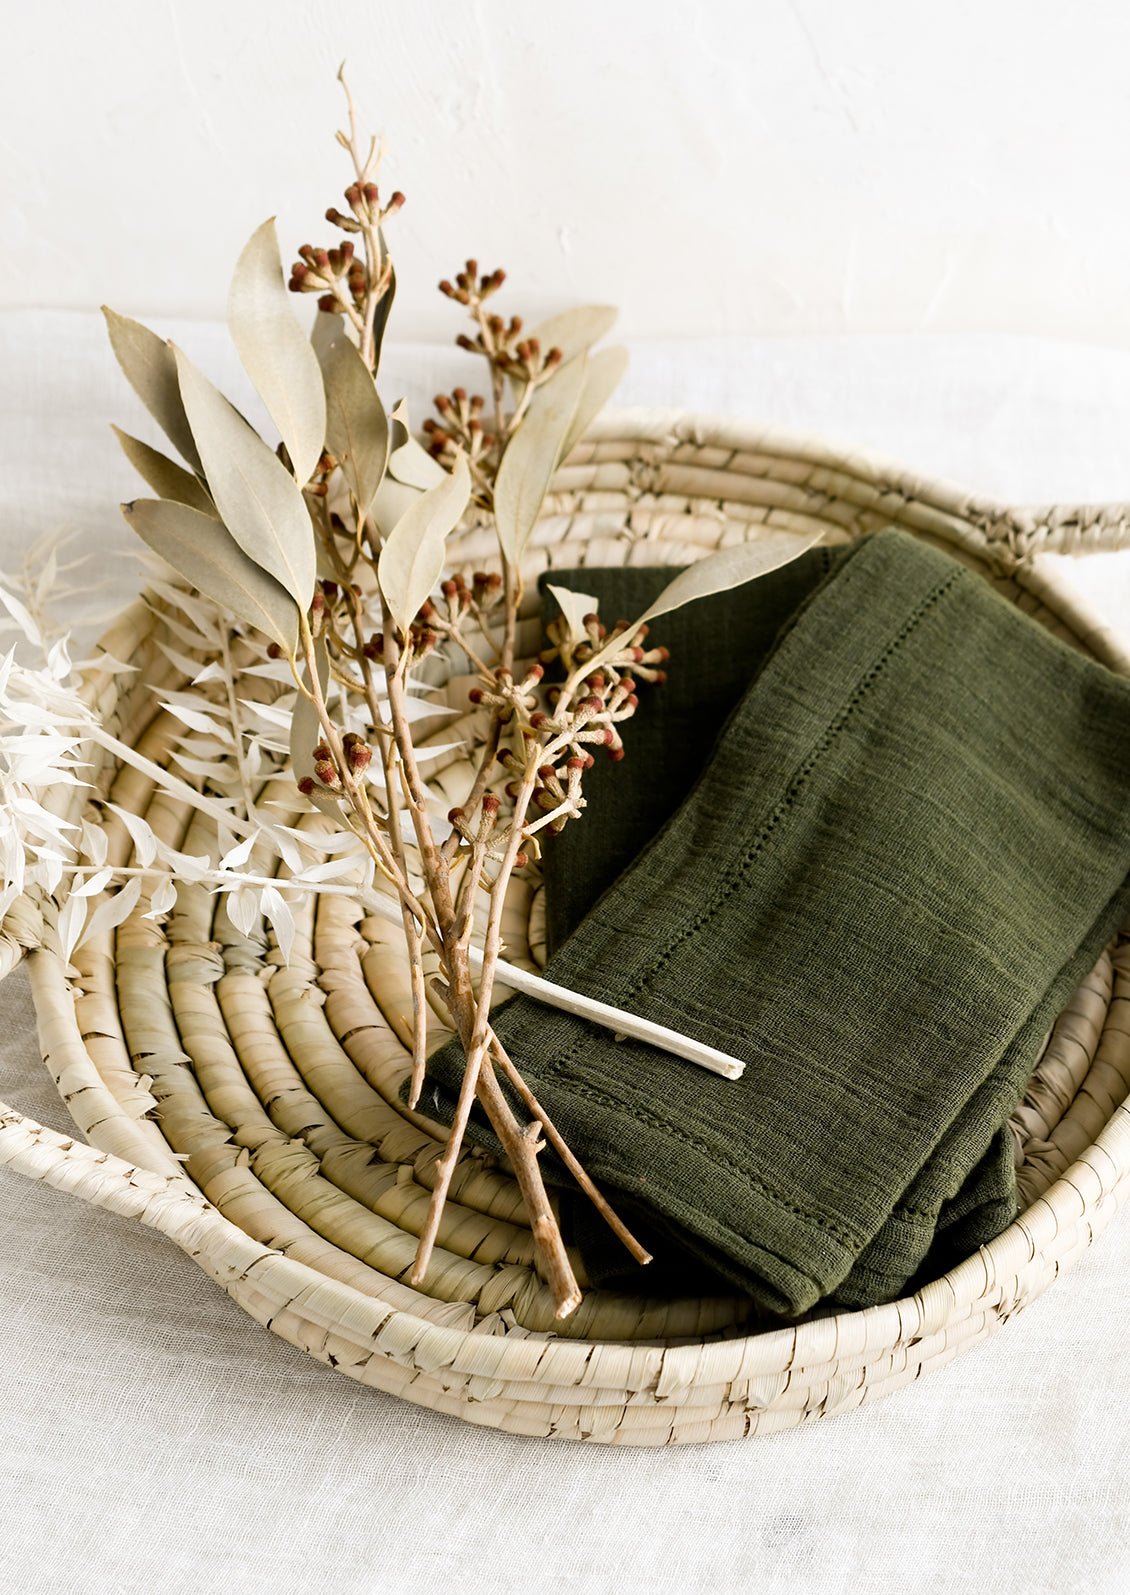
xmin=3 ymin=409 xmax=1130 ymax=1445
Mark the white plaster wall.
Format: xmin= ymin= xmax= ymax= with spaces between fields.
xmin=4 ymin=0 xmax=1130 ymax=344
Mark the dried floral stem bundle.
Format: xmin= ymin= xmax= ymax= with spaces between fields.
xmin=6 ymin=73 xmax=812 ymax=1318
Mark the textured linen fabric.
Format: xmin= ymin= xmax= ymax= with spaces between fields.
xmin=425 ymin=530 xmax=1130 ymax=1315
xmin=6 ymin=316 xmax=1130 ymax=1595
xmin=538 ymin=547 xmax=846 ymax=955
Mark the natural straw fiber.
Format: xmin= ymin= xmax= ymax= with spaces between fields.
xmin=3 ymin=409 xmax=1130 ymax=1444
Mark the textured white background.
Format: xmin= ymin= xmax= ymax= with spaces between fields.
xmin=5 ymin=5 xmax=1130 ymax=1592
xmin=4 ymin=1 xmax=1130 ymax=344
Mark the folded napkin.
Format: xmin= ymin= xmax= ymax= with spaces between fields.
xmin=423 ymin=530 xmax=1130 ymax=1316
xmin=537 ymin=546 xmax=846 ymax=956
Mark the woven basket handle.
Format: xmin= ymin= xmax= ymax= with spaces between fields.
xmin=0 ymin=1091 xmax=199 ymax=1230
xmin=0 ymin=933 xmax=199 ymax=1234
xmin=1005 ymin=502 xmax=1130 ymax=559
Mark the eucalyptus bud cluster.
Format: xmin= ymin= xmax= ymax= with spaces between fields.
xmin=438 ymin=260 xmax=506 ymax=307
xmin=288 ymin=240 xmax=367 ymax=315
xmin=423 ymin=388 xmax=498 ymax=468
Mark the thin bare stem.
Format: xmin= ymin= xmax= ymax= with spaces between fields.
xmin=474 ymin=1060 xmax=581 ymax=1318
xmin=488 ymin=1034 xmax=651 ymax=1265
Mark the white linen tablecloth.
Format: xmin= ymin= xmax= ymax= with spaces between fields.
xmin=2 ymin=313 xmax=1130 ymax=1595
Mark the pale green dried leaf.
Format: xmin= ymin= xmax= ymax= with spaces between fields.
xmin=310 ymin=309 xmax=344 ymax=361
xmin=228 ymin=219 xmax=328 ymax=486
xmin=378 ymin=453 xmax=471 ymax=635
xmin=372 ymin=472 xmax=423 ymax=535
xmin=289 ymin=634 xmax=328 ymax=783
xmin=102 ymin=307 xmax=202 ymax=472
xmin=560 ymin=346 xmax=628 ymax=461
xmin=173 ymin=345 xmax=316 ymax=608
xmin=112 ymin=426 xmax=215 ymax=515
xmin=544 ymin=583 xmax=599 ymax=644
xmin=370 ymin=247 xmax=396 ymax=375
xmin=388 ymin=435 xmax=445 ymax=490
xmin=121 ymin=497 xmax=300 ymax=655
xmin=638 ymin=531 xmax=824 ymax=626
xmin=316 ymin=326 xmax=389 ymax=516
xmin=494 ymin=354 xmax=588 ymax=564
xmin=527 ymin=305 xmax=618 ymax=366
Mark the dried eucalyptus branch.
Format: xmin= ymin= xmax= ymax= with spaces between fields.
xmin=89 ymin=75 xmax=814 ymax=1318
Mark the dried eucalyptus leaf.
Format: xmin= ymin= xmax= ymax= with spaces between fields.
xmin=637 ymin=530 xmax=824 ymax=625
xmin=112 ymin=426 xmax=215 ymax=516
xmin=289 ymin=634 xmax=328 ymax=783
xmin=494 ymin=354 xmax=588 ymax=564
xmin=102 ymin=307 xmax=202 ymax=472
xmin=378 ymin=454 xmax=471 ymax=635
xmin=388 ymin=434 xmax=445 ymax=490
xmin=387 ymin=398 xmax=411 ymax=453
xmin=372 ymin=472 xmax=423 ymax=534
xmin=544 ymin=583 xmax=598 ymax=644
xmin=560 ymin=345 xmax=629 ymax=461
xmin=316 ymin=327 xmax=389 ymax=516
xmin=173 ymin=345 xmax=316 ymax=608
xmin=527 ymin=305 xmax=618 ymax=365
xmin=371 ymin=247 xmax=396 ymax=375
xmin=228 ymin=218 xmax=328 ymax=487
xmin=310 ymin=309 xmax=344 ymax=361
xmin=121 ymin=497 xmax=300 ymax=655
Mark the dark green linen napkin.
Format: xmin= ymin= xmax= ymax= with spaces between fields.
xmin=423 ymin=530 xmax=1130 ymax=1316
xmin=537 ymin=547 xmax=846 ymax=955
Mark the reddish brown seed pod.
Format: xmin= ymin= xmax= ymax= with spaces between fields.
xmin=467 ymin=688 xmax=483 ymax=705
xmin=313 ymin=743 xmax=331 ymax=763
xmin=481 ymin=793 xmax=501 ymax=816
xmin=447 ymin=807 xmax=466 ymax=824
xmin=297 ymin=776 xmax=316 ymax=796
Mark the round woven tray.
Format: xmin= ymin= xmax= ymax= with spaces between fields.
xmin=3 ymin=408 xmax=1130 ymax=1446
